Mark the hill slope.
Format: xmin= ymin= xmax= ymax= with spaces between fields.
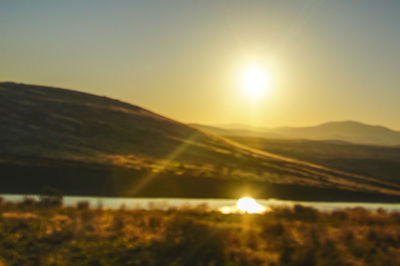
xmin=1 ymin=82 xmax=400 ymax=201
xmin=193 ymin=121 xmax=400 ymax=146
xmin=228 ymin=137 xmax=400 ymax=185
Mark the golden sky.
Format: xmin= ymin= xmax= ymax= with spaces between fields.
xmin=1 ymin=1 xmax=400 ymax=129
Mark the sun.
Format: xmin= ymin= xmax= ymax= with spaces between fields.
xmin=240 ymin=65 xmax=271 ymax=99
xmin=236 ymin=197 xmax=266 ymax=214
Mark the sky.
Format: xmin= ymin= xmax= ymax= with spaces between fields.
xmin=1 ymin=0 xmax=400 ymax=129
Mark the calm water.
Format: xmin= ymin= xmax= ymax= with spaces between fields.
xmin=3 ymin=194 xmax=400 ymax=212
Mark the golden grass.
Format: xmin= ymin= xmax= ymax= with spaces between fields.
xmin=1 ymin=198 xmax=400 ymax=265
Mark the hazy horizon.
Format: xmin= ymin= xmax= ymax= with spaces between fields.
xmin=1 ymin=1 xmax=400 ymax=129
xmin=203 ymin=120 xmax=400 ymax=131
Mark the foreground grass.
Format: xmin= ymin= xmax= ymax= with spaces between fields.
xmin=1 ymin=199 xmax=400 ymax=265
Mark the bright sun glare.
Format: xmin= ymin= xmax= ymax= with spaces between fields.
xmin=236 ymin=197 xmax=266 ymax=214
xmin=240 ymin=65 xmax=271 ymax=99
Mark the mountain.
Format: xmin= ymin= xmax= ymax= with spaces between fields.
xmin=192 ymin=121 xmax=400 ymax=146
xmin=1 ymin=82 xmax=400 ymax=201
xmin=273 ymin=121 xmax=400 ymax=146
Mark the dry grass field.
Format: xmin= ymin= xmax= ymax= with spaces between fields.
xmin=1 ymin=197 xmax=400 ymax=265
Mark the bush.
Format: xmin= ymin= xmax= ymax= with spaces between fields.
xmin=19 ymin=197 xmax=37 ymax=207
xmin=77 ymin=201 xmax=89 ymax=210
xmin=156 ymin=216 xmax=227 ymax=265
xmin=39 ymin=187 xmax=63 ymax=207
xmin=331 ymin=210 xmax=349 ymax=221
xmin=293 ymin=205 xmax=319 ymax=221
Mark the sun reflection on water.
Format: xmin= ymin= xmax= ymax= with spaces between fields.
xmin=219 ymin=197 xmax=267 ymax=214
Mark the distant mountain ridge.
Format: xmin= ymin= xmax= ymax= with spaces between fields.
xmin=192 ymin=121 xmax=400 ymax=146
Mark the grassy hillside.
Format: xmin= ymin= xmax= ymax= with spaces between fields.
xmin=228 ymin=137 xmax=400 ymax=185
xmin=1 ymin=82 xmax=400 ymax=201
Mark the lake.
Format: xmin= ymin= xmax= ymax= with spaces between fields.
xmin=3 ymin=194 xmax=400 ymax=213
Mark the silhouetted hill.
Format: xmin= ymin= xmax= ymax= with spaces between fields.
xmin=0 ymin=82 xmax=225 ymax=161
xmin=1 ymin=82 xmax=400 ymax=201
xmin=192 ymin=121 xmax=400 ymax=146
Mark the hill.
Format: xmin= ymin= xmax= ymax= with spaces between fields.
xmin=1 ymin=82 xmax=400 ymax=201
xmin=228 ymin=137 xmax=400 ymax=185
xmin=193 ymin=121 xmax=400 ymax=146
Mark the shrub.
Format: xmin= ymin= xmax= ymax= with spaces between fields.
xmin=77 ymin=201 xmax=89 ymax=210
xmin=331 ymin=210 xmax=349 ymax=221
xmin=293 ymin=205 xmax=319 ymax=221
xmin=39 ymin=187 xmax=63 ymax=207
xmin=19 ymin=197 xmax=37 ymax=208
xmin=156 ymin=216 xmax=227 ymax=265
xmin=261 ymin=221 xmax=287 ymax=241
